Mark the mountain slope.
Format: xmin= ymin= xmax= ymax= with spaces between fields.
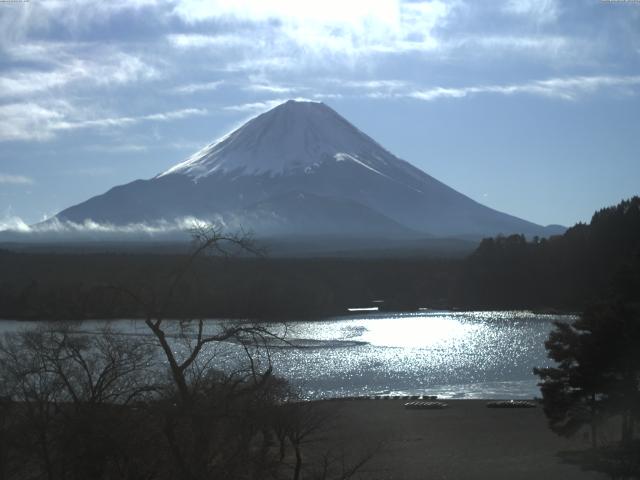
xmin=53 ymin=100 xmax=560 ymax=239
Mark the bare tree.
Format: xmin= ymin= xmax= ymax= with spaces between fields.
xmin=0 ymin=324 xmax=159 ymax=480
xmin=271 ymin=399 xmax=381 ymax=480
xmin=0 ymin=224 xmax=380 ymax=480
xmin=104 ymin=224 xmax=295 ymax=479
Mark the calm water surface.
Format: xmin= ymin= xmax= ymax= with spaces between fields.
xmin=0 ymin=311 xmax=572 ymax=399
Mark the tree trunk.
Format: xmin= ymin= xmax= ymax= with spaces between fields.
xmin=621 ymin=410 xmax=632 ymax=446
xmin=279 ymin=439 xmax=286 ymax=462
xmin=163 ymin=414 xmax=197 ymax=480
xmin=590 ymin=393 xmax=598 ymax=449
xmin=293 ymin=443 xmax=302 ymax=480
xmin=145 ymin=320 xmax=191 ymax=404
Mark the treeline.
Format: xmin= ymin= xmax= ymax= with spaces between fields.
xmin=0 ymin=196 xmax=638 ymax=320
xmin=453 ymin=196 xmax=640 ymax=310
xmin=0 ymin=252 xmax=457 ymax=320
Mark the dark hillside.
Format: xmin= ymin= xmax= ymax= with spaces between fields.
xmin=453 ymin=196 xmax=640 ymax=310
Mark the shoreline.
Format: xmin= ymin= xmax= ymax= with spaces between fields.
xmin=316 ymin=395 xmax=537 ymax=402
xmin=0 ymin=307 xmax=579 ymax=322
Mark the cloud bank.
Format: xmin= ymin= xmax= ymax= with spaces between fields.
xmin=0 ymin=215 xmax=222 ymax=239
xmin=1 ymin=0 xmax=638 ymax=143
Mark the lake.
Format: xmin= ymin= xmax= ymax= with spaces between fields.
xmin=0 ymin=311 xmax=571 ymax=399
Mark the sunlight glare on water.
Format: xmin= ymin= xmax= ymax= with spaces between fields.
xmin=2 ymin=311 xmax=573 ymax=400
xmin=357 ymin=315 xmax=480 ymax=349
xmin=271 ymin=311 xmax=570 ymax=399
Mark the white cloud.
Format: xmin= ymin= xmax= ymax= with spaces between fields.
xmin=220 ymin=57 xmax=296 ymax=73
xmin=171 ymin=80 xmax=224 ymax=94
xmin=408 ymin=86 xmax=468 ymax=101
xmin=223 ymin=99 xmax=288 ymax=113
xmin=167 ymin=33 xmax=254 ymax=49
xmin=0 ymin=66 xmax=77 ymax=98
xmin=50 ymin=108 xmax=207 ymax=131
xmin=314 ymin=79 xmax=408 ymax=99
xmin=244 ymin=83 xmax=298 ymax=94
xmin=0 ymin=174 xmax=34 ymax=185
xmin=0 ymin=215 xmax=31 ymax=233
xmin=407 ymin=75 xmax=640 ymax=102
xmin=0 ymin=215 xmax=218 ymax=236
xmin=0 ymin=51 xmax=158 ymax=98
xmin=170 ymin=0 xmax=452 ymax=57
xmin=0 ymin=104 xmax=208 ymax=142
xmin=392 ymin=0 xmax=450 ymax=51
xmin=0 ymin=0 xmax=162 ymax=43
xmin=0 ymin=102 xmax=67 ymax=141
xmin=340 ymin=79 xmax=408 ymax=89
xmin=159 ymin=1 xmax=587 ymax=71
xmin=503 ymin=0 xmax=560 ymax=24
xmin=172 ymin=0 xmax=400 ymax=25
xmin=450 ymin=35 xmax=574 ymax=57
xmin=312 ymin=93 xmax=344 ymax=100
xmin=142 ymin=109 xmax=206 ymax=121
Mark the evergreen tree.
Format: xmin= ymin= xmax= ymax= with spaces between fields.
xmin=535 ymin=302 xmax=640 ymax=448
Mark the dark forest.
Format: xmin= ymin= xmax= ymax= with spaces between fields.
xmin=1 ymin=197 xmax=638 ymax=321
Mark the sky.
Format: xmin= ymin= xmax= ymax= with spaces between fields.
xmin=0 ymin=0 xmax=639 ymax=229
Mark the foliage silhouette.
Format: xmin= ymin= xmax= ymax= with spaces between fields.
xmin=0 ymin=196 xmax=638 ymax=318
xmin=0 ymin=225 xmax=377 ymax=480
xmin=534 ymin=302 xmax=640 ymax=478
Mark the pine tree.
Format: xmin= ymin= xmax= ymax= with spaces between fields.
xmin=534 ymin=302 xmax=640 ymax=448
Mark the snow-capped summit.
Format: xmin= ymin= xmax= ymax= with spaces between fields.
xmin=161 ymin=100 xmax=396 ymax=178
xmin=51 ymin=100 xmax=562 ymax=240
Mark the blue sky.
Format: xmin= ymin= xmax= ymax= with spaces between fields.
xmin=0 ymin=0 xmax=639 ymax=228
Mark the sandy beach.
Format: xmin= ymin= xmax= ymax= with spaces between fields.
xmin=308 ymin=399 xmax=605 ymax=480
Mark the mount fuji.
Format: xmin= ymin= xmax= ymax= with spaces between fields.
xmin=51 ymin=100 xmax=562 ymax=241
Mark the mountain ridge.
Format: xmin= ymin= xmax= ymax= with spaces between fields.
xmin=159 ymin=100 xmax=403 ymax=178
xmin=50 ymin=100 xmax=563 ymax=240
